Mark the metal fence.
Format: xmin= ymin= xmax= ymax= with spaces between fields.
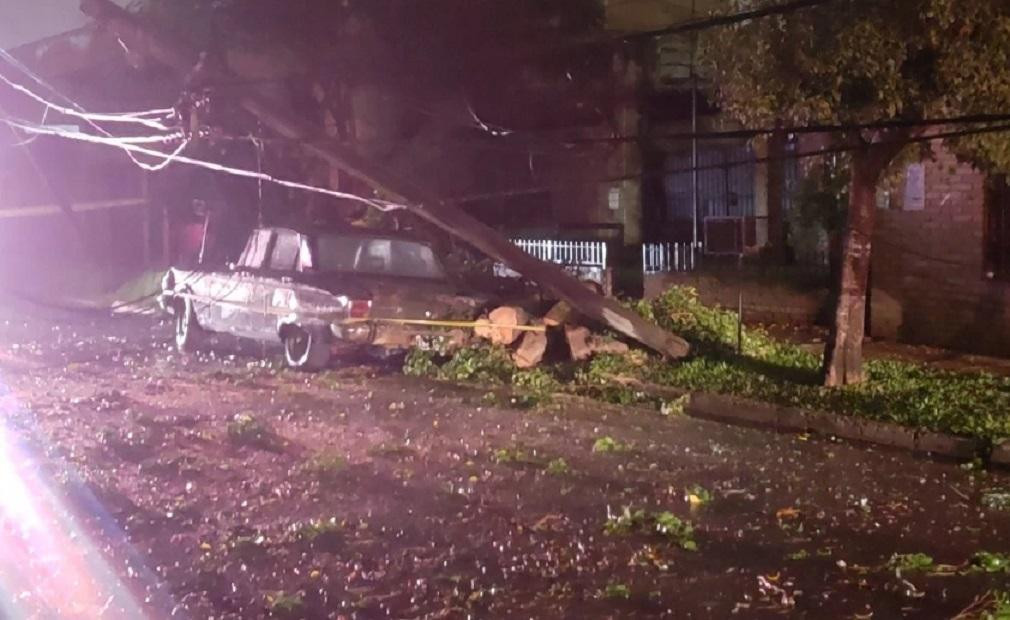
xmin=642 ymin=242 xmax=701 ymax=274
xmin=511 ymin=239 xmax=607 ymax=269
xmin=495 ymin=238 xmax=609 ymax=284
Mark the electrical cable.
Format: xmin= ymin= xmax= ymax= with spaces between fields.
xmin=624 ymin=0 xmax=845 ymax=40
xmin=556 ymin=113 xmax=1010 ymax=146
xmin=446 ymin=122 xmax=1010 ymax=203
xmin=0 ymin=49 xmax=174 ymax=121
xmin=0 ymin=50 xmax=181 ymax=171
xmin=0 ymin=114 xmax=405 ymax=213
xmin=0 ymin=64 xmax=406 ymax=212
xmin=0 ymin=72 xmax=172 ymax=132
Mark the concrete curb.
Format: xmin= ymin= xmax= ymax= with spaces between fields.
xmin=992 ymin=440 xmax=1010 ymax=467
xmin=683 ymin=392 xmax=987 ymax=462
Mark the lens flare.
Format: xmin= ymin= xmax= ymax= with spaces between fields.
xmin=0 ymin=377 xmax=175 ymax=619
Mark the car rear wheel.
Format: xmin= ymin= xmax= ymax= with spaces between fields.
xmin=283 ymin=326 xmax=331 ymax=371
xmin=174 ymin=299 xmax=202 ymax=353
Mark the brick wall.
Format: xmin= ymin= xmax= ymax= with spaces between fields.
xmin=871 ymin=143 xmax=1010 ymax=355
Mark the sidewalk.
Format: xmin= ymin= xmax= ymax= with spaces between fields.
xmin=767 ymin=323 xmax=1010 ymax=377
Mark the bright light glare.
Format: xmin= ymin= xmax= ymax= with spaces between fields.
xmin=0 ymin=376 xmax=167 ymax=619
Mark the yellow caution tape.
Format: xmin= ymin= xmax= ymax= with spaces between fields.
xmin=341 ymin=317 xmax=547 ymax=332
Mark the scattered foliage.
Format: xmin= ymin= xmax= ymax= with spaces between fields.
xmin=405 ymin=345 xmax=559 ymax=407
xmin=888 ymin=552 xmax=935 ymax=573
xmin=492 ymin=446 xmax=530 ymax=465
xmin=291 ymin=518 xmax=343 ymax=543
xmin=592 ymin=436 xmax=627 ymax=453
xmin=436 ymin=345 xmax=514 ymax=384
xmin=546 ymin=457 xmax=571 ymax=476
xmin=624 ymin=287 xmax=1010 ymax=442
xmin=603 ymin=583 xmax=631 ymax=600
xmin=604 ymin=507 xmax=697 ymax=551
xmin=306 ymin=451 xmax=347 ymax=477
xmin=653 ymin=511 xmax=698 ymax=551
xmin=660 ymin=394 xmax=690 ymax=417
xmin=403 ymin=349 xmax=439 ymax=378
xmin=969 ymin=552 xmax=1010 ymax=574
xmin=603 ymin=507 xmax=647 ymax=536
xmin=958 ymin=590 xmax=1010 ymax=620
xmin=227 ymin=413 xmax=277 ymax=449
xmin=982 ymin=491 xmax=1010 ymax=511
xmin=684 ymin=484 xmax=713 ymax=508
xmin=266 ymin=591 xmax=305 ymax=618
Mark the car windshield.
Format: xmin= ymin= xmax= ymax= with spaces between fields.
xmin=314 ymin=235 xmax=446 ymax=279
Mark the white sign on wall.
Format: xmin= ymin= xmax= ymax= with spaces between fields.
xmin=608 ymin=187 xmax=621 ymax=211
xmin=903 ymin=163 xmax=925 ymax=211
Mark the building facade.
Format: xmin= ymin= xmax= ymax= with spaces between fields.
xmin=870 ymin=142 xmax=1010 ymax=355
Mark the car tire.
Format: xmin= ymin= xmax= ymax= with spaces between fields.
xmin=174 ymin=299 xmax=203 ymax=353
xmin=283 ymin=326 xmax=331 ymax=371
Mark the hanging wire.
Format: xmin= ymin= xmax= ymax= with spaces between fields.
xmin=0 ymin=50 xmax=182 ymax=171
xmin=0 ymin=114 xmax=405 ymax=212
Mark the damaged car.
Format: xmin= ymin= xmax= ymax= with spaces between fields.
xmin=160 ymin=226 xmax=490 ymax=369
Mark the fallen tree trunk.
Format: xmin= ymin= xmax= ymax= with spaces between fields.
xmin=79 ymin=0 xmax=690 ymax=360
xmin=485 ymin=306 xmax=529 ymax=346
xmin=565 ymin=325 xmax=630 ymax=361
xmin=543 ymin=300 xmax=575 ymax=327
xmin=513 ymin=322 xmax=548 ymax=369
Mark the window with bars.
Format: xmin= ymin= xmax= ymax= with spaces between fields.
xmin=984 ymin=176 xmax=1010 ymax=281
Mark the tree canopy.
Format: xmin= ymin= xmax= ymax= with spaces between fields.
xmin=701 ymin=0 xmax=1010 ymax=170
xmin=700 ymin=0 xmax=1010 ymax=385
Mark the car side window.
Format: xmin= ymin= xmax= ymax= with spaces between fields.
xmin=298 ymin=237 xmax=314 ymax=272
xmin=269 ymin=231 xmax=301 ymax=272
xmin=239 ymin=229 xmax=273 ymax=269
xmin=354 ymin=239 xmax=392 ymax=273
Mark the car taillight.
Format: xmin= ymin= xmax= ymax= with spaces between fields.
xmin=349 ymin=299 xmax=372 ymax=319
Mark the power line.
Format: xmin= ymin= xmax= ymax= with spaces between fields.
xmin=447 ymin=122 xmax=1010 ymax=203
xmin=0 ymin=49 xmax=185 ymax=172
xmin=623 ymin=0 xmax=845 ymax=40
xmin=0 ymin=48 xmax=172 ymax=119
xmin=554 ymin=113 xmax=1010 ymax=145
xmin=0 ymin=113 xmax=406 ymax=213
xmin=0 ymin=71 xmax=174 ymax=131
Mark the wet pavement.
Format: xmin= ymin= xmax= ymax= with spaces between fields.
xmin=0 ymin=304 xmax=1009 ymax=618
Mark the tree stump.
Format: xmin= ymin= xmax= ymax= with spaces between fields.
xmin=513 ymin=321 xmax=547 ymax=368
xmin=485 ymin=306 xmax=529 ymax=345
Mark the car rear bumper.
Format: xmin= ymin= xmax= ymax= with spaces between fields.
xmin=329 ymin=322 xmax=375 ymax=345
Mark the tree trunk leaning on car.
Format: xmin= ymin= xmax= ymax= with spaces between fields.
xmin=80 ymin=0 xmax=691 ymax=361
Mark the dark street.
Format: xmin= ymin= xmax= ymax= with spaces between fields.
xmin=5 ymin=1 xmax=1010 ymax=618
xmin=0 ymin=304 xmax=1008 ymax=618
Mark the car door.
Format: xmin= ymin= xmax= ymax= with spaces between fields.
xmin=259 ymin=229 xmax=303 ymax=339
xmin=212 ymin=228 xmax=273 ymax=339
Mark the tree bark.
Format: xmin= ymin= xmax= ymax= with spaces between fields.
xmin=821 ymin=140 xmax=902 ymax=387
xmin=80 ymin=0 xmax=691 ymax=359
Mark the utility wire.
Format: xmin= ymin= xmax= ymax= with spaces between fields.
xmin=448 ymin=122 xmax=1010 ymax=203
xmin=623 ymin=0 xmax=844 ymax=40
xmin=0 ymin=66 xmax=409 ymax=211
xmin=0 ymin=71 xmax=173 ymax=131
xmin=0 ymin=48 xmax=174 ymax=119
xmin=555 ymin=113 xmax=1010 ymax=145
xmin=0 ymin=113 xmax=406 ymax=213
xmin=0 ymin=49 xmax=184 ymax=171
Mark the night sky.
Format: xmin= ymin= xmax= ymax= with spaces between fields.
xmin=0 ymin=0 xmax=130 ymax=49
